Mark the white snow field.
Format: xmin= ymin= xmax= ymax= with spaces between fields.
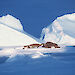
xmin=0 ymin=14 xmax=75 ymax=75
xmin=0 ymin=14 xmax=39 ymax=46
xmin=0 ymin=14 xmax=65 ymax=59
xmin=0 ymin=47 xmax=64 ymax=59
xmin=41 ymin=13 xmax=75 ymax=45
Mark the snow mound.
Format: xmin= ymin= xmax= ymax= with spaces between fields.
xmin=0 ymin=14 xmax=23 ymax=32
xmin=0 ymin=15 xmax=39 ymax=46
xmin=41 ymin=13 xmax=75 ymax=45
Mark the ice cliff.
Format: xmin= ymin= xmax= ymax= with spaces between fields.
xmin=41 ymin=13 xmax=75 ymax=45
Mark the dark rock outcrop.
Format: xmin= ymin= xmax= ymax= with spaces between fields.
xmin=23 ymin=44 xmax=42 ymax=49
xmin=23 ymin=42 xmax=60 ymax=49
xmin=42 ymin=42 xmax=60 ymax=48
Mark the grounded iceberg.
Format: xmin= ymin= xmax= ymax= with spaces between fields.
xmin=0 ymin=15 xmax=39 ymax=46
xmin=41 ymin=13 xmax=75 ymax=45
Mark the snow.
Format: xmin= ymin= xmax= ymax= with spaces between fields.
xmin=0 ymin=46 xmax=64 ymax=59
xmin=0 ymin=14 xmax=23 ymax=32
xmin=0 ymin=14 xmax=65 ymax=59
xmin=0 ymin=15 xmax=39 ymax=46
xmin=0 ymin=14 xmax=75 ymax=75
xmin=0 ymin=45 xmax=75 ymax=75
xmin=41 ymin=13 xmax=75 ymax=45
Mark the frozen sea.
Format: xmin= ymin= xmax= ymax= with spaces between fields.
xmin=0 ymin=46 xmax=75 ymax=75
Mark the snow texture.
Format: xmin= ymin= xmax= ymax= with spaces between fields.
xmin=0 ymin=46 xmax=64 ymax=59
xmin=0 ymin=14 xmax=39 ymax=46
xmin=0 ymin=14 xmax=75 ymax=75
xmin=0 ymin=14 xmax=64 ymax=59
xmin=41 ymin=13 xmax=75 ymax=45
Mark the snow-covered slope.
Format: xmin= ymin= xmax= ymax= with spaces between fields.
xmin=0 ymin=15 xmax=23 ymax=32
xmin=0 ymin=15 xmax=39 ymax=46
xmin=41 ymin=13 xmax=75 ymax=45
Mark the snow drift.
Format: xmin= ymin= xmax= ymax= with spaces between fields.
xmin=41 ymin=13 xmax=75 ymax=45
xmin=0 ymin=15 xmax=39 ymax=46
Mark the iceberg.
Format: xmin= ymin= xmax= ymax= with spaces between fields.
xmin=0 ymin=15 xmax=39 ymax=46
xmin=41 ymin=13 xmax=75 ymax=45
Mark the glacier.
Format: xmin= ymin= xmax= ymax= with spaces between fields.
xmin=41 ymin=13 xmax=75 ymax=45
xmin=0 ymin=14 xmax=39 ymax=46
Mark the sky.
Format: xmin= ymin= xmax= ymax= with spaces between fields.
xmin=0 ymin=0 xmax=75 ymax=38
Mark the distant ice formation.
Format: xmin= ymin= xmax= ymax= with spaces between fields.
xmin=0 ymin=15 xmax=39 ymax=46
xmin=41 ymin=13 xmax=75 ymax=45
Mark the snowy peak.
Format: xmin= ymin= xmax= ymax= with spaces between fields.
xmin=0 ymin=14 xmax=23 ymax=32
xmin=41 ymin=13 xmax=75 ymax=45
xmin=0 ymin=15 xmax=39 ymax=46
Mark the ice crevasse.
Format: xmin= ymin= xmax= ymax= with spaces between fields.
xmin=41 ymin=13 xmax=75 ymax=45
